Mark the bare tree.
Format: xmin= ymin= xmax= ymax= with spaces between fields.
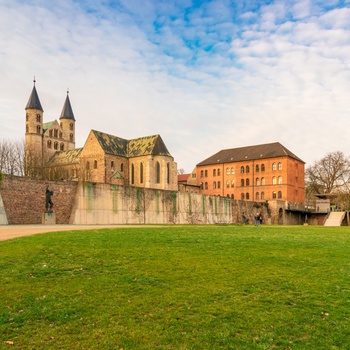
xmin=0 ymin=139 xmax=25 ymax=176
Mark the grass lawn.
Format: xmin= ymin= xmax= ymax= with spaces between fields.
xmin=1 ymin=225 xmax=350 ymax=349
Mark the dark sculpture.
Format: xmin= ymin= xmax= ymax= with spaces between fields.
xmin=45 ymin=186 xmax=54 ymax=211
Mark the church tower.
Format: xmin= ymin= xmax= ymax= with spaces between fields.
xmin=59 ymin=90 xmax=76 ymax=150
xmin=25 ymin=78 xmax=43 ymax=176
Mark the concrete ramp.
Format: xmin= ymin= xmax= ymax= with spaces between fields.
xmin=0 ymin=193 xmax=8 ymax=225
xmin=324 ymin=211 xmax=346 ymax=226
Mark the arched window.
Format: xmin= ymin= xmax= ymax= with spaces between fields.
xmin=111 ymin=161 xmax=114 ymax=169
xmin=49 ymin=130 xmax=53 ymax=137
xmin=167 ymin=163 xmax=170 ymax=184
xmin=246 ymin=193 xmax=249 ymax=200
xmin=272 ymin=176 xmax=277 ymax=185
xmin=278 ymin=162 xmax=282 ymax=170
xmin=213 ymin=181 xmax=216 ymax=189
xmin=131 ymin=164 xmax=135 ymax=184
xmin=59 ymin=131 xmax=62 ymax=139
xmin=70 ymin=133 xmax=73 ymax=142
xmin=86 ymin=161 xmax=90 ymax=170
xmin=226 ymin=167 xmax=230 ymax=175
xmin=205 ymin=182 xmax=208 ymax=189
xmin=246 ymin=178 xmax=250 ymax=186
xmin=54 ymin=129 xmax=58 ymax=138
xmin=217 ymin=168 xmax=221 ymax=176
xmin=272 ymin=162 xmax=277 ymax=171
xmin=246 ymin=166 xmax=250 ymax=173
xmin=261 ymin=164 xmax=265 ymax=172
xmin=226 ymin=180 xmax=230 ymax=188
xmin=241 ymin=179 xmax=244 ymax=186
xmin=70 ymin=123 xmax=74 ymax=131
xmin=256 ymin=192 xmax=260 ymax=200
xmin=240 ymin=166 xmax=244 ymax=173
xmin=231 ymin=167 xmax=235 ymax=174
xmin=47 ymin=140 xmax=52 ymax=148
xmin=218 ymin=181 xmax=221 ymax=189
xmin=278 ymin=191 xmax=282 ymax=198
xmin=94 ymin=160 xmax=98 ymax=169
xmin=213 ymin=169 xmax=216 ymax=176
xmin=156 ymin=161 xmax=160 ymax=183
xmin=261 ymin=192 xmax=265 ymax=200
xmin=54 ymin=141 xmax=58 ymax=150
xmin=60 ymin=143 xmax=64 ymax=150
xmin=231 ymin=180 xmax=234 ymax=188
xmin=261 ymin=177 xmax=265 ymax=185
xmin=231 ymin=194 xmax=234 ymax=199
xmin=37 ymin=125 xmax=41 ymax=134
xmin=256 ymin=164 xmax=259 ymax=172
xmin=205 ymin=170 xmax=208 ymax=177
xmin=256 ymin=178 xmax=260 ymax=186
xmin=140 ymin=162 xmax=144 ymax=183
xmin=278 ymin=176 xmax=282 ymax=184
xmin=200 ymin=170 xmax=204 ymax=177
xmin=36 ymin=114 xmax=41 ymax=122
xmin=241 ymin=193 xmax=245 ymax=200
xmin=272 ymin=191 xmax=277 ymax=199
xmin=121 ymin=163 xmax=124 ymax=172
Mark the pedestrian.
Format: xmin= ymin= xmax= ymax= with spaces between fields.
xmin=255 ymin=212 xmax=261 ymax=226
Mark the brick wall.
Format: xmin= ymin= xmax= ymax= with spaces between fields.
xmin=1 ymin=175 xmax=78 ymax=224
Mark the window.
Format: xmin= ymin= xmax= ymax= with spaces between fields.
xmin=200 ymin=170 xmax=204 ymax=177
xmin=54 ymin=129 xmax=58 ymax=138
xmin=231 ymin=167 xmax=235 ymax=174
xmin=70 ymin=123 xmax=74 ymax=131
xmin=226 ymin=180 xmax=230 ymax=188
xmin=278 ymin=176 xmax=282 ymax=184
xmin=36 ymin=114 xmax=41 ymax=122
xmin=256 ymin=164 xmax=259 ymax=172
xmin=86 ymin=161 xmax=90 ymax=170
xmin=140 ymin=162 xmax=144 ymax=183
xmin=278 ymin=191 xmax=282 ymax=199
xmin=94 ymin=160 xmax=98 ymax=169
xmin=261 ymin=164 xmax=265 ymax=172
xmin=60 ymin=143 xmax=64 ymax=150
xmin=70 ymin=133 xmax=73 ymax=142
xmin=54 ymin=141 xmax=58 ymax=150
xmin=121 ymin=163 xmax=124 ymax=172
xmin=256 ymin=178 xmax=260 ymax=186
xmin=111 ymin=161 xmax=114 ymax=169
xmin=241 ymin=179 xmax=244 ymax=186
xmin=167 ymin=163 xmax=170 ymax=184
xmin=231 ymin=180 xmax=234 ymax=188
xmin=213 ymin=181 xmax=216 ymax=189
xmin=131 ymin=164 xmax=135 ymax=184
xmin=231 ymin=194 xmax=234 ymax=200
xmin=246 ymin=166 xmax=250 ymax=173
xmin=49 ymin=130 xmax=53 ymax=137
xmin=272 ymin=176 xmax=277 ymax=185
xmin=256 ymin=192 xmax=259 ymax=200
xmin=218 ymin=181 xmax=221 ymax=189
xmin=213 ymin=169 xmax=216 ymax=176
xmin=261 ymin=192 xmax=265 ymax=200
xmin=156 ymin=161 xmax=160 ymax=183
xmin=272 ymin=191 xmax=277 ymax=199
xmin=272 ymin=162 xmax=277 ymax=171
xmin=47 ymin=140 xmax=52 ymax=148
xmin=226 ymin=167 xmax=230 ymax=175
xmin=241 ymin=193 xmax=245 ymax=200
xmin=59 ymin=131 xmax=62 ymax=139
xmin=205 ymin=182 xmax=208 ymax=190
xmin=37 ymin=125 xmax=41 ymax=134
xmin=246 ymin=178 xmax=250 ymax=186
xmin=205 ymin=170 xmax=208 ymax=177
xmin=278 ymin=162 xmax=282 ymax=170
xmin=240 ymin=166 xmax=244 ymax=173
xmin=246 ymin=193 xmax=249 ymax=200
xmin=261 ymin=177 xmax=265 ymax=185
xmin=217 ymin=168 xmax=221 ymax=176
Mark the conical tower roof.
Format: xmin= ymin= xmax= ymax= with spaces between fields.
xmin=59 ymin=91 xmax=75 ymax=121
xmin=25 ymin=80 xmax=43 ymax=111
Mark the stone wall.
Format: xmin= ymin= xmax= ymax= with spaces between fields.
xmin=1 ymin=175 xmax=78 ymax=224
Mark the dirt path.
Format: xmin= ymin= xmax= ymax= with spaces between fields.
xmin=0 ymin=224 xmax=155 ymax=241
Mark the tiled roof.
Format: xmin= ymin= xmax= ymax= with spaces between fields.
xmin=197 ymin=142 xmax=304 ymax=166
xmin=92 ymin=130 xmax=172 ymax=158
xmin=43 ymin=121 xmax=55 ymax=134
xmin=25 ymin=85 xmax=43 ymax=111
xmin=46 ymin=148 xmax=83 ymax=166
xmin=60 ymin=94 xmax=75 ymax=121
xmin=178 ymin=174 xmax=190 ymax=182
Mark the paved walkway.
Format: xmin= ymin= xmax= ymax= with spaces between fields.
xmin=0 ymin=224 xmax=148 ymax=241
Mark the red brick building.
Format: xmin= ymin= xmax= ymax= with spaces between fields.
xmin=195 ymin=142 xmax=305 ymax=204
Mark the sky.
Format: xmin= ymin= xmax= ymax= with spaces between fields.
xmin=1 ymin=0 xmax=350 ymax=173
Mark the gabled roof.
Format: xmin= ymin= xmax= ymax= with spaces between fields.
xmin=60 ymin=93 xmax=75 ymax=121
xmin=43 ymin=120 xmax=57 ymax=134
xmin=91 ymin=130 xmax=172 ymax=158
xmin=25 ymin=85 xmax=43 ymax=111
xmin=197 ymin=142 xmax=304 ymax=166
xmin=178 ymin=174 xmax=190 ymax=183
xmin=46 ymin=148 xmax=83 ymax=166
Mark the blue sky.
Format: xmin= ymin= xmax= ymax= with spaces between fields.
xmin=1 ymin=0 xmax=350 ymax=172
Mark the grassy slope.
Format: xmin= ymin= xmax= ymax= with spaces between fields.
xmin=1 ymin=225 xmax=350 ymax=349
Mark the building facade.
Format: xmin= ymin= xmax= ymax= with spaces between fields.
xmin=195 ymin=143 xmax=305 ymax=204
xmin=24 ymin=81 xmax=178 ymax=191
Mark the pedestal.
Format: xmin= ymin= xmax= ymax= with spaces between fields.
xmin=42 ymin=212 xmax=56 ymax=225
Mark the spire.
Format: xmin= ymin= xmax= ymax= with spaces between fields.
xmin=25 ymin=77 xmax=43 ymax=111
xmin=59 ymin=89 xmax=75 ymax=121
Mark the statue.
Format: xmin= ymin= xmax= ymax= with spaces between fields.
xmin=45 ymin=186 xmax=54 ymax=212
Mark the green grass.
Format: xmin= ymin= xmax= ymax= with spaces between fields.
xmin=1 ymin=225 xmax=350 ymax=349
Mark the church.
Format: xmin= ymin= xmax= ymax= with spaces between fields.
xmin=24 ymin=80 xmax=178 ymax=191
